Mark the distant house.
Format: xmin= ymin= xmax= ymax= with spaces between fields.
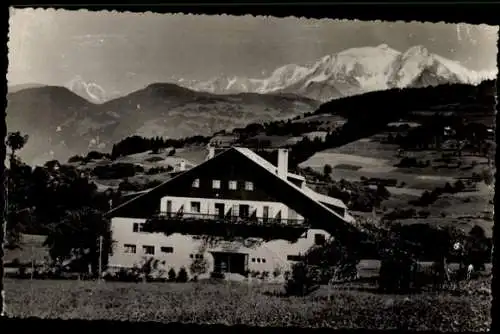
xmin=105 ymin=146 xmax=360 ymax=281
xmin=302 ymin=131 xmax=328 ymax=142
xmin=209 ymin=134 xmax=239 ymax=148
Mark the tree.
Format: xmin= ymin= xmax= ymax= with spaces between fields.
xmin=44 ymin=207 xmax=113 ymax=275
xmin=323 ymin=164 xmax=333 ymax=177
xmin=464 ymin=225 xmax=489 ymax=271
xmin=5 ymin=131 xmax=30 ymax=248
xmin=6 ymin=131 xmax=29 ymax=164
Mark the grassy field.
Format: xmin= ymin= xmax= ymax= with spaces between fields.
xmin=4 ymin=277 xmax=492 ymax=331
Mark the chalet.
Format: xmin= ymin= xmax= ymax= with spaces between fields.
xmin=105 ymin=147 xmax=360 ymax=281
xmin=209 ymin=134 xmax=239 ymax=148
xmin=302 ymin=131 xmax=328 ymax=142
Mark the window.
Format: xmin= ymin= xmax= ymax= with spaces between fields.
xmin=190 ymin=254 xmax=194 ymax=259
xmin=195 ymin=254 xmax=204 ymax=259
xmin=228 ymin=180 xmax=238 ymax=190
xmin=190 ymin=201 xmax=201 ymax=213
xmin=133 ymin=223 xmax=144 ymax=233
xmin=251 ymin=258 xmax=256 ymax=262
xmin=262 ymin=258 xmax=266 ymax=263
xmin=257 ymin=258 xmax=261 ymax=263
xmin=244 ymin=181 xmax=254 ymax=191
xmin=192 ymin=178 xmax=200 ymax=188
xmin=314 ymin=233 xmax=326 ymax=246
xmin=124 ymin=244 xmax=136 ymax=254
xmin=143 ymin=245 xmax=155 ymax=255
xmin=212 ymin=179 xmax=221 ymax=189
xmin=161 ymin=246 xmax=173 ymax=254
xmin=287 ymin=255 xmax=304 ymax=261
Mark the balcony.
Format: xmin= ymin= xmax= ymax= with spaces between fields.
xmin=143 ymin=212 xmax=311 ymax=242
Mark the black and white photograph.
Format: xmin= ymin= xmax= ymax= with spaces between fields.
xmin=3 ymin=8 xmax=497 ymax=331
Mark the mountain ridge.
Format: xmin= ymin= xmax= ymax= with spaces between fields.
xmin=179 ymin=44 xmax=496 ymax=102
xmin=7 ymin=83 xmax=320 ymax=165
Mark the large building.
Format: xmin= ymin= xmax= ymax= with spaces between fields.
xmin=105 ymin=146 xmax=360 ymax=281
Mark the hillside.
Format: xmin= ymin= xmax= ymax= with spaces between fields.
xmin=7 ymin=83 xmax=320 ymax=165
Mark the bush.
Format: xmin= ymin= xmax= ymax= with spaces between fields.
xmin=93 ymin=163 xmax=144 ymax=180
xmin=383 ymin=208 xmax=416 ymax=221
xmin=454 ymin=180 xmax=466 ymax=192
xmin=378 ymin=247 xmax=418 ymax=294
xmin=168 ymin=268 xmax=177 ymax=282
xmin=86 ymin=151 xmax=110 ymax=161
xmin=418 ymin=210 xmax=431 ymax=218
xmin=284 ymin=262 xmax=318 ymax=296
xmin=146 ymin=166 xmax=171 ymax=175
xmin=376 ymin=184 xmax=391 ymax=200
xmin=177 ymin=267 xmax=189 ymax=283
xmin=68 ymin=155 xmax=85 ymax=163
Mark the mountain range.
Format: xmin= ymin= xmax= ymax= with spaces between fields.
xmin=6 ymin=84 xmax=319 ymax=166
xmin=177 ymin=44 xmax=496 ymax=102
xmin=6 ymin=44 xmax=496 ymax=165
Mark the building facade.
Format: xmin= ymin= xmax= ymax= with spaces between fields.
xmin=106 ymin=147 xmax=358 ymax=281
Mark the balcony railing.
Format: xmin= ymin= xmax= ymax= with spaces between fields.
xmin=152 ymin=212 xmax=308 ymax=227
xmin=143 ymin=212 xmax=310 ymax=241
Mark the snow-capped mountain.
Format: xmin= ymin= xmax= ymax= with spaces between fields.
xmin=178 ymin=44 xmax=497 ymax=102
xmin=66 ymin=75 xmax=108 ymax=103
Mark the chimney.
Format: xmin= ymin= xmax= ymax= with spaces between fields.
xmin=277 ymin=148 xmax=289 ymax=179
xmin=179 ymin=159 xmax=186 ymax=171
xmin=207 ymin=146 xmax=215 ymax=160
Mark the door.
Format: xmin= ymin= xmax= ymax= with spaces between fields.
xmin=166 ymin=200 xmax=172 ymax=217
xmin=239 ymin=204 xmax=250 ymax=219
xmin=214 ymin=203 xmax=225 ymax=219
xmin=263 ymin=206 xmax=269 ymax=223
xmin=212 ymin=252 xmax=247 ymax=275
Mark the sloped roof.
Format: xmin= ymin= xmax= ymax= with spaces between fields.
xmin=302 ymin=186 xmax=347 ymax=209
xmin=106 ymin=147 xmax=354 ymax=230
xmin=234 ymin=147 xmax=344 ymax=209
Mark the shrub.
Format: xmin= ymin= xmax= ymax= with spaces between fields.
xmin=284 ymin=262 xmax=318 ymax=296
xmin=177 ymin=267 xmax=189 ymax=283
xmin=323 ymin=164 xmax=333 ymax=176
xmin=454 ymin=180 xmax=466 ymax=192
xmin=86 ymin=151 xmax=110 ymax=161
xmin=417 ymin=210 xmax=431 ymax=218
xmin=443 ymin=182 xmax=455 ymax=193
xmin=190 ymin=254 xmax=209 ymax=279
xmin=93 ymin=163 xmax=144 ymax=180
xmin=378 ymin=245 xmax=418 ymax=294
xmin=376 ymin=184 xmax=391 ymax=200
xmin=68 ymin=155 xmax=84 ymax=163
xmin=146 ymin=166 xmax=171 ymax=175
xmin=167 ymin=268 xmax=177 ymax=282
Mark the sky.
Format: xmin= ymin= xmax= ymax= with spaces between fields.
xmin=8 ymin=8 xmax=499 ymax=97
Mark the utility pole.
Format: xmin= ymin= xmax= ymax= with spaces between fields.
xmin=98 ymin=235 xmax=103 ymax=281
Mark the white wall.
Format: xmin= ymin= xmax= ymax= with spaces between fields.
xmin=108 ymin=216 xmax=331 ymax=281
xmin=160 ymin=196 xmax=305 ymax=222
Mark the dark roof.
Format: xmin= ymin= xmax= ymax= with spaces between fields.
xmin=105 ymin=147 xmax=361 ymax=240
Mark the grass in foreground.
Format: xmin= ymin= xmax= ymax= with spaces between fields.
xmin=4 ymin=278 xmax=491 ymax=331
